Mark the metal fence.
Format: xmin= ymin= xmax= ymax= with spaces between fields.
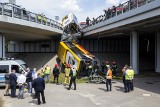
xmin=0 ymin=3 xmax=62 ymax=30
xmin=85 ymin=0 xmax=155 ymax=28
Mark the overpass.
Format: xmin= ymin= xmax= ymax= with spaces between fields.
xmin=82 ymin=0 xmax=160 ymax=74
xmin=0 ymin=2 xmax=63 ymax=57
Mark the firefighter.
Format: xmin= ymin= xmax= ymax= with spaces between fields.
xmin=112 ymin=61 xmax=117 ymax=77
xmin=53 ymin=64 xmax=60 ymax=84
xmin=106 ymin=61 xmax=110 ymax=71
xmin=64 ymin=64 xmax=71 ymax=86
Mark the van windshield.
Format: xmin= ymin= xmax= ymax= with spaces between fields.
xmin=21 ymin=64 xmax=27 ymax=71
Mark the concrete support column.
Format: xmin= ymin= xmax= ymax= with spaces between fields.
xmin=156 ymin=32 xmax=160 ymax=73
xmin=0 ymin=34 xmax=5 ymax=58
xmin=130 ymin=31 xmax=139 ymax=74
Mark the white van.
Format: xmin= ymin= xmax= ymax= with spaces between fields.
xmin=0 ymin=59 xmax=27 ymax=87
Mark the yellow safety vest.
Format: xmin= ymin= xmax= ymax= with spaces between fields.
xmin=125 ymin=70 xmax=132 ymax=80
xmin=45 ymin=67 xmax=51 ymax=74
xmin=43 ymin=17 xmax=46 ymax=22
xmin=38 ymin=15 xmax=41 ymax=20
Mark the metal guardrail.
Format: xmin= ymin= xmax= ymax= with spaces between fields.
xmin=85 ymin=0 xmax=155 ymax=28
xmin=0 ymin=3 xmax=62 ymax=30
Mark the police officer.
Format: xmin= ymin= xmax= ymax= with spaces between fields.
xmin=9 ymin=69 xmax=17 ymax=98
xmin=53 ymin=64 xmax=60 ymax=84
xmin=68 ymin=66 xmax=77 ymax=90
xmin=64 ymin=64 xmax=71 ymax=86
xmin=112 ymin=61 xmax=117 ymax=77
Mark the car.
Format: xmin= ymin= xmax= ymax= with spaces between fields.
xmin=0 ymin=58 xmax=28 ymax=87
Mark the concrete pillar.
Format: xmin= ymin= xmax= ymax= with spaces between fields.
xmin=156 ymin=32 xmax=160 ymax=73
xmin=0 ymin=34 xmax=5 ymax=58
xmin=130 ymin=31 xmax=139 ymax=74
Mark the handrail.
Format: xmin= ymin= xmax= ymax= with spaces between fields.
xmin=84 ymin=0 xmax=155 ymax=29
xmin=0 ymin=2 xmax=62 ymax=30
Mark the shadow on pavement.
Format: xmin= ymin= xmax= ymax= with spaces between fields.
xmin=98 ymin=88 xmax=106 ymax=92
xmin=114 ymin=86 xmax=124 ymax=93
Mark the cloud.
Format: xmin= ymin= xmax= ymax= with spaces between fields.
xmin=61 ymin=0 xmax=82 ymax=12
xmin=105 ymin=0 xmax=121 ymax=7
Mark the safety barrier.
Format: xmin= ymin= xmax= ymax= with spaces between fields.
xmin=85 ymin=0 xmax=155 ymax=28
xmin=0 ymin=3 xmax=62 ymax=30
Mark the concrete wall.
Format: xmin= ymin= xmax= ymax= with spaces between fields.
xmin=7 ymin=40 xmax=59 ymax=53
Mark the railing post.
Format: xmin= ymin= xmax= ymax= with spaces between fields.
xmin=21 ymin=9 xmax=23 ymax=19
xmin=11 ymin=5 xmax=14 ymax=17
xmin=35 ymin=14 xmax=37 ymax=23
xmin=29 ymin=12 xmax=31 ymax=21
xmin=2 ymin=4 xmax=4 ymax=15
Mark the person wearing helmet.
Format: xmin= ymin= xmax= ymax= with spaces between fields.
xmin=53 ymin=64 xmax=60 ymax=84
xmin=112 ymin=61 xmax=117 ymax=77
xmin=64 ymin=64 xmax=71 ymax=86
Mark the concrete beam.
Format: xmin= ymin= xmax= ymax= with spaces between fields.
xmin=130 ymin=31 xmax=139 ymax=74
xmin=0 ymin=34 xmax=5 ymax=58
xmin=156 ymin=32 xmax=160 ymax=73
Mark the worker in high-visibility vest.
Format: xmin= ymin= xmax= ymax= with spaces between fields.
xmin=129 ymin=66 xmax=134 ymax=91
xmin=44 ymin=65 xmax=51 ymax=83
xmin=37 ymin=14 xmax=42 ymax=23
xmin=64 ymin=64 xmax=71 ymax=86
xmin=68 ymin=66 xmax=77 ymax=90
xmin=43 ymin=16 xmax=46 ymax=25
xmin=124 ymin=67 xmax=132 ymax=93
xmin=106 ymin=67 xmax=112 ymax=91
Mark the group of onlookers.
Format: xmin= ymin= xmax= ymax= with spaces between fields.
xmin=85 ymin=0 xmax=153 ymax=27
xmin=4 ymin=67 xmax=46 ymax=105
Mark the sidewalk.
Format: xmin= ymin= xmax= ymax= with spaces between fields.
xmin=0 ymin=76 xmax=160 ymax=107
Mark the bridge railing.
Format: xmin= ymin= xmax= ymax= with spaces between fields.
xmin=84 ymin=0 xmax=155 ymax=28
xmin=0 ymin=3 xmax=62 ymax=30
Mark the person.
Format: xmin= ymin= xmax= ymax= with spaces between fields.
xmin=107 ymin=8 xmax=111 ymax=19
xmin=106 ymin=61 xmax=110 ymax=71
xmin=4 ymin=71 xmax=10 ymax=96
xmin=129 ymin=66 xmax=134 ymax=91
xmin=101 ymin=61 xmax=106 ymax=73
xmin=106 ymin=67 xmax=112 ymax=91
xmin=17 ymin=71 xmax=26 ymax=99
xmin=40 ymin=66 xmax=45 ymax=79
xmin=124 ymin=66 xmax=132 ymax=93
xmin=112 ymin=62 xmax=117 ymax=77
xmin=44 ymin=65 xmax=51 ymax=83
xmin=64 ymin=64 xmax=71 ymax=86
xmin=34 ymin=73 xmax=46 ymax=105
xmin=68 ymin=66 xmax=77 ymax=90
xmin=122 ymin=65 xmax=128 ymax=88
xmin=26 ymin=68 xmax=33 ymax=95
xmin=93 ymin=61 xmax=99 ymax=73
xmin=37 ymin=14 xmax=42 ymax=23
xmin=32 ymin=68 xmax=38 ymax=99
xmin=9 ymin=69 xmax=17 ymax=98
xmin=86 ymin=17 xmax=90 ymax=26
xmin=53 ymin=64 xmax=60 ymax=84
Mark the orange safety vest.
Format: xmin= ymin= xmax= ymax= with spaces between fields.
xmin=108 ymin=69 xmax=112 ymax=77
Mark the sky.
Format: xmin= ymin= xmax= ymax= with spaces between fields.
xmin=1 ymin=0 xmax=127 ymax=22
